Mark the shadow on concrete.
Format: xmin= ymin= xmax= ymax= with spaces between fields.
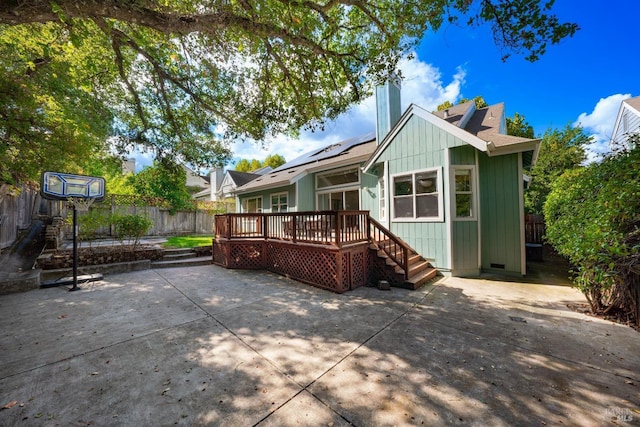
xmin=0 ymin=266 xmax=637 ymax=426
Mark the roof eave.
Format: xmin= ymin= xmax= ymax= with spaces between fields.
xmin=486 ymin=139 xmax=541 ymax=157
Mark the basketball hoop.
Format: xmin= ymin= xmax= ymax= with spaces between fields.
xmin=41 ymin=172 xmax=106 ymax=292
xmin=67 ymin=197 xmax=96 ymax=212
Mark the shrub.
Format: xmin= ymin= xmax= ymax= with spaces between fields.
xmin=544 ymin=147 xmax=640 ymax=326
xmin=76 ymin=208 xmax=110 ymax=246
xmin=111 ymin=214 xmax=153 ymax=247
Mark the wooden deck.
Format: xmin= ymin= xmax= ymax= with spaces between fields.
xmin=213 ymin=211 xmax=437 ymax=293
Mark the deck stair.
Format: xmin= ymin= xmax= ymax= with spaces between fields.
xmin=368 ymin=220 xmax=438 ymax=289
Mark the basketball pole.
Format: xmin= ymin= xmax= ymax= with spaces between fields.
xmin=70 ymin=204 xmax=80 ymax=292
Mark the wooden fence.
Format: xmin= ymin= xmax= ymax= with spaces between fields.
xmin=0 ymin=185 xmax=41 ymax=249
xmin=70 ymin=195 xmax=232 ymax=237
xmin=0 ymin=188 xmax=232 ymax=249
xmin=525 ymin=214 xmax=546 ymax=244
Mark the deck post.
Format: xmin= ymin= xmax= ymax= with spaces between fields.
xmin=262 ymin=214 xmax=268 ymax=239
xmin=226 ymin=214 xmax=231 ymax=239
xmin=335 ymin=211 xmax=341 ymax=247
xmin=292 ymin=214 xmax=297 ymax=243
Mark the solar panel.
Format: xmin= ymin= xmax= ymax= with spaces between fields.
xmin=272 ymin=131 xmax=376 ymax=172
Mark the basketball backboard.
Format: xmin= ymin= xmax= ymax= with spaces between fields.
xmin=41 ymin=171 xmax=105 ymax=201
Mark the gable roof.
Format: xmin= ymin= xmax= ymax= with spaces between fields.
xmin=624 ymin=96 xmax=640 ymax=112
xmin=236 ymin=132 xmax=376 ymax=194
xmin=432 ymin=101 xmax=476 ymax=128
xmin=364 ymin=102 xmax=540 ymax=172
xmin=609 ymin=96 xmax=640 ymax=149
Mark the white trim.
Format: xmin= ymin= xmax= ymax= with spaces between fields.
xmin=451 ymin=165 xmax=478 ymax=222
xmin=294 ymin=181 xmax=299 ymax=212
xmin=444 ymin=150 xmax=453 ymax=272
xmin=315 ymin=165 xmax=361 ymax=190
xmin=269 ymin=191 xmax=289 ymax=213
xmin=390 ymin=166 xmax=444 ymax=222
xmin=475 ymin=151 xmax=482 ymax=270
xmin=487 ymin=140 xmax=541 ymax=157
xmin=315 ymin=186 xmax=361 ymax=210
xmin=518 ymin=152 xmax=526 ymax=276
xmin=378 ymin=172 xmax=386 ymax=222
xmin=241 ymin=195 xmax=263 ymax=213
xmin=364 ymin=104 xmax=489 ymax=172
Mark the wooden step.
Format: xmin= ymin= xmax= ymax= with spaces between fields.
xmin=405 ymin=267 xmax=438 ymax=290
xmin=408 ymin=259 xmax=432 ymax=276
xmin=407 ymin=253 xmax=422 ymax=266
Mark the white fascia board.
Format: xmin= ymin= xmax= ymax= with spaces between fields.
xmin=363 ymin=104 xmax=489 ymax=172
xmin=487 ymin=139 xmax=541 ymax=158
xmin=610 ymin=104 xmax=626 ymax=145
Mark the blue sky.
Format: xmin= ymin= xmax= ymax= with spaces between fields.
xmin=137 ymin=1 xmax=640 ymax=171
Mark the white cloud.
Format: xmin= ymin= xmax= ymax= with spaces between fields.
xmin=575 ymin=93 xmax=631 ymax=161
xmin=229 ymin=53 xmax=467 ymax=168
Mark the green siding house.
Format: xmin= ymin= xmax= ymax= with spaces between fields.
xmin=235 ymin=81 xmax=539 ymax=277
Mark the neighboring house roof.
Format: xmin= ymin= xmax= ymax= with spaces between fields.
xmin=237 ymin=132 xmax=377 ymax=194
xmin=182 ymin=164 xmax=209 ymax=189
xmin=252 ymin=166 xmax=273 ymax=175
xmin=625 ymin=96 xmax=640 ymax=111
xmin=364 ymin=102 xmax=540 ymax=172
xmin=611 ymin=96 xmax=640 ymax=149
xmin=227 ymin=170 xmax=263 ymax=187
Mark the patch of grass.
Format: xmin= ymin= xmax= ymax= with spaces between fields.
xmin=163 ymin=235 xmax=213 ymax=249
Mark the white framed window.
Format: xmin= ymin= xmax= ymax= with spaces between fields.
xmin=270 ymin=192 xmax=288 ymax=212
xmin=452 ymin=166 xmax=476 ymax=220
xmin=241 ymin=196 xmax=262 ymax=213
xmin=392 ymin=168 xmax=443 ymax=221
xmin=317 ymin=189 xmax=360 ymax=210
xmin=315 ymin=166 xmax=361 ymax=211
xmin=316 ymin=166 xmax=360 ymax=189
xmin=378 ymin=175 xmax=386 ymax=220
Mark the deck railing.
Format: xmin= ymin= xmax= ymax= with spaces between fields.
xmin=215 ymin=210 xmax=415 ymax=283
xmin=214 ymin=211 xmax=370 ymax=248
xmin=369 ymin=217 xmax=410 ymax=281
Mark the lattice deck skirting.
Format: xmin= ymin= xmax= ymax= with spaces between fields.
xmin=213 ymin=238 xmax=371 ymax=293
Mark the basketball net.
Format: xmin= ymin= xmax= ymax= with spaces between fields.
xmin=67 ymin=197 xmax=96 ymax=212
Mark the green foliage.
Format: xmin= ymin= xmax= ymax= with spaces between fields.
xmin=1 ymin=1 xmax=577 ymax=184
xmin=235 ymin=153 xmax=286 ymax=172
xmin=437 ymin=100 xmax=454 ymax=111
xmin=234 ymin=159 xmax=252 ymax=173
xmin=436 ymin=96 xmax=487 ymax=111
xmin=525 ymin=124 xmax=590 ymax=214
xmin=0 ymin=22 xmax=113 ymax=184
xmin=263 ymin=154 xmax=286 ymax=169
xmin=111 ymin=213 xmax=153 ymax=247
xmin=77 ymin=208 xmax=110 ymax=246
xmin=544 ymin=148 xmax=640 ymax=321
xmin=458 ymin=96 xmax=488 ymax=109
xmin=83 ymin=154 xmax=137 ymax=195
xmin=506 ymin=112 xmax=534 ymax=138
xmin=129 ymin=160 xmax=192 ymax=213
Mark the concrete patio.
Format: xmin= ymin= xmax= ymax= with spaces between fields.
xmin=0 ymin=265 xmax=638 ymax=426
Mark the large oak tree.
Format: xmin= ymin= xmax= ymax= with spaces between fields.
xmin=0 ymin=0 xmax=577 ymax=184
